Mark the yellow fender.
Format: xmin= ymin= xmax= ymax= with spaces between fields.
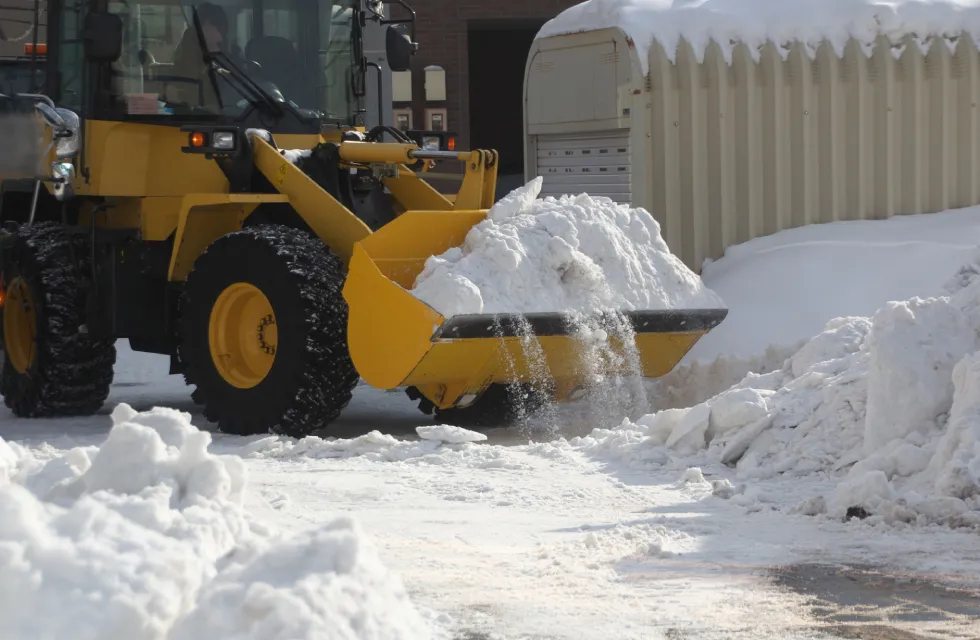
xmin=167 ymin=193 xmax=289 ymax=281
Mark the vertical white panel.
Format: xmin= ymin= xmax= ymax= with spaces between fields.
xmin=788 ymin=43 xmax=817 ymax=227
xmin=704 ymin=42 xmax=736 ymax=259
xmin=842 ymin=40 xmax=872 ymax=219
xmin=815 ymin=42 xmax=845 ymax=223
xmin=648 ymin=40 xmax=683 ymax=256
xmin=676 ymin=39 xmax=708 ymax=267
xmin=899 ymin=35 xmax=926 ymax=215
xmin=954 ymin=36 xmax=979 ymax=207
xmin=732 ymin=43 xmax=764 ymax=244
xmin=760 ymin=43 xmax=791 ymax=237
xmin=871 ymin=36 xmax=898 ymax=217
xmin=927 ymin=42 xmax=952 ymax=211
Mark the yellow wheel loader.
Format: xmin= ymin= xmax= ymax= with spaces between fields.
xmin=0 ymin=0 xmax=727 ymax=437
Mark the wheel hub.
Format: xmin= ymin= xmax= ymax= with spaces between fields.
xmin=208 ymin=282 xmax=278 ymax=389
xmin=3 ymin=277 xmax=37 ymax=374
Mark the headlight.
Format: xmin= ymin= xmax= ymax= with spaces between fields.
xmin=52 ymin=161 xmax=74 ymax=181
xmin=212 ymin=131 xmax=236 ymax=150
xmin=423 ymin=135 xmax=440 ymax=151
xmin=51 ymin=161 xmax=75 ymax=201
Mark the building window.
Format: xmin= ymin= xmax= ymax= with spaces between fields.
xmin=425 ymin=108 xmax=447 ymax=132
xmin=393 ymin=108 xmax=413 ymax=131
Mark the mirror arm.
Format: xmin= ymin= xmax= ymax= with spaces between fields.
xmin=379 ymin=0 xmax=416 ymax=43
xmin=34 ymin=101 xmax=68 ymax=131
xmin=372 ymin=0 xmax=416 ymax=42
xmin=16 ymin=93 xmax=56 ymax=110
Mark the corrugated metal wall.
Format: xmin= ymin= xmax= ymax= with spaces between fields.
xmin=647 ymin=35 xmax=980 ymax=270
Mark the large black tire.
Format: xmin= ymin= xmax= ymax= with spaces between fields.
xmin=0 ymin=222 xmax=116 ymax=416
xmin=409 ymin=383 xmax=551 ymax=428
xmin=178 ymin=225 xmax=359 ymax=438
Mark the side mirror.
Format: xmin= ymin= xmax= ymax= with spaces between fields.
xmin=385 ymin=25 xmax=416 ymax=72
xmin=25 ymin=97 xmax=80 ymax=159
xmin=82 ymin=12 xmax=123 ymax=62
xmin=52 ymin=108 xmax=80 ymax=159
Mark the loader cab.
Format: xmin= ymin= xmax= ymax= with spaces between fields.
xmin=43 ymin=0 xmax=411 ymax=134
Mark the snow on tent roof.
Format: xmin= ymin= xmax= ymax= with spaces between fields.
xmin=535 ymin=0 xmax=980 ymax=72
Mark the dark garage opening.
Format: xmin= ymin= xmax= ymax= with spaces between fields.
xmin=467 ymin=20 xmax=545 ymax=201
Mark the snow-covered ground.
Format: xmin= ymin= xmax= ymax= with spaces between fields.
xmin=5 ymin=203 xmax=980 ymax=638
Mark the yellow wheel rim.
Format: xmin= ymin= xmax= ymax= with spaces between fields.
xmin=208 ymin=282 xmax=278 ymax=389
xmin=3 ymin=277 xmax=38 ymax=374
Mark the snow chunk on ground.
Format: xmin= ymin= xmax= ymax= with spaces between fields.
xmin=830 ymin=470 xmax=897 ymax=518
xmin=416 ymin=424 xmax=488 ymax=444
xmin=863 ymin=296 xmax=977 ymax=454
xmin=682 ymin=467 xmax=708 ymax=485
xmin=664 ymin=403 xmax=711 ymax=455
xmin=0 ymin=404 xmax=435 ymax=640
xmin=536 ymin=0 xmax=980 ymax=74
xmin=711 ymin=478 xmax=737 ymax=499
xmin=239 ymin=431 xmax=529 ymax=471
xmin=410 ymin=178 xmax=724 ymax=317
xmin=170 ymin=516 xmax=431 ymax=640
xmin=707 ymin=387 xmax=770 ymax=438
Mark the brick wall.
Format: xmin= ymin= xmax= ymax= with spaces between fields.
xmin=403 ymin=0 xmax=581 ymax=153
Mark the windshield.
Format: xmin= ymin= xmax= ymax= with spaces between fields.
xmin=0 ymin=59 xmax=45 ymax=97
xmin=109 ymin=0 xmax=356 ymax=122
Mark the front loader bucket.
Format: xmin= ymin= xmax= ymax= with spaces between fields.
xmin=342 ymin=211 xmax=728 ymax=410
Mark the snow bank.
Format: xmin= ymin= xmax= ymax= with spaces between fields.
xmin=863 ymin=297 xmax=976 ymax=453
xmin=410 ymin=178 xmax=724 ymax=318
xmin=0 ymin=405 xmax=433 ymax=640
xmin=571 ymin=252 xmax=980 ymax=527
xmin=537 ymin=0 xmax=980 ymax=73
xmin=685 ymin=206 xmax=980 ymax=364
xmin=171 ymin=516 xmax=430 ymax=640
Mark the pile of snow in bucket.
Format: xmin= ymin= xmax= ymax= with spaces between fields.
xmin=0 ymin=404 xmax=434 ymax=640
xmin=572 ymin=249 xmax=980 ymax=528
xmin=537 ymin=0 xmax=980 ymax=74
xmin=410 ymin=177 xmax=724 ymax=318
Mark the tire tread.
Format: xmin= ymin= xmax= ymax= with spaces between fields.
xmin=178 ymin=225 xmax=359 ymax=437
xmin=0 ymin=222 xmax=116 ymax=417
